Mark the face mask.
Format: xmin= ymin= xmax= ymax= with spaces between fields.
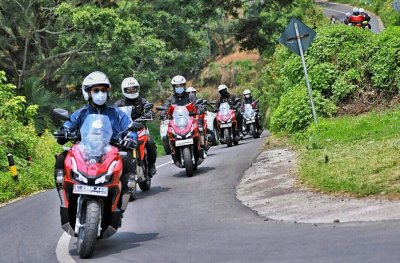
xmin=175 ymin=87 xmax=185 ymax=95
xmin=219 ymin=90 xmax=228 ymax=97
xmin=245 ymin=94 xmax=251 ymax=99
xmin=91 ymin=91 xmax=107 ymax=106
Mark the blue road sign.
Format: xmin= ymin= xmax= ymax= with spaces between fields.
xmin=278 ymin=18 xmax=316 ymax=56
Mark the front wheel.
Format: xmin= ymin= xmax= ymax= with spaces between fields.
xmin=77 ymin=200 xmax=100 ymax=259
xmin=224 ymin=129 xmax=232 ymax=147
xmin=182 ymin=147 xmax=193 ymax=177
xmin=250 ymin=124 xmax=258 ymax=139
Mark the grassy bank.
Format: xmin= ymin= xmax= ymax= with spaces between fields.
xmin=290 ymin=107 xmax=400 ymax=197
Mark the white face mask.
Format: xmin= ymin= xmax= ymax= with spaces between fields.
xmin=245 ymin=94 xmax=251 ymax=99
xmin=91 ymin=91 xmax=107 ymax=106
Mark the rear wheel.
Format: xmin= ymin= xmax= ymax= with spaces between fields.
xmin=211 ymin=126 xmax=219 ymax=146
xmin=224 ymin=129 xmax=232 ymax=147
xmin=77 ymin=200 xmax=100 ymax=259
xmin=138 ymin=165 xmax=151 ymax=192
xmin=183 ymin=147 xmax=193 ymax=177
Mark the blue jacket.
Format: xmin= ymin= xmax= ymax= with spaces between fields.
xmin=62 ymin=104 xmax=132 ymax=141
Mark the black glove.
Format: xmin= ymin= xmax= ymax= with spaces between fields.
xmin=55 ymin=127 xmax=70 ymax=145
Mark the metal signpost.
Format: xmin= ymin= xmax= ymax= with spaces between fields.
xmin=278 ymin=18 xmax=318 ymax=126
xmin=393 ymin=0 xmax=400 ymax=12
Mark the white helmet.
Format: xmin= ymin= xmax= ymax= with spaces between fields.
xmin=82 ymin=71 xmax=111 ymax=101
xmin=352 ymin=7 xmax=360 ymax=15
xmin=359 ymin=8 xmax=365 ymax=13
xmin=171 ymin=75 xmax=186 ymax=97
xmin=243 ymin=89 xmax=251 ymax=98
xmin=217 ymin=84 xmax=228 ymax=92
xmin=171 ymin=75 xmax=186 ymax=86
xmin=121 ymin=77 xmax=140 ymax=99
xmin=186 ymin=86 xmax=196 ymax=93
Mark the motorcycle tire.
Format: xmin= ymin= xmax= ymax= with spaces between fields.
xmin=211 ymin=127 xmax=219 ymax=146
xmin=224 ymin=129 xmax=232 ymax=147
xmin=183 ymin=146 xmax=193 ymax=177
xmin=250 ymin=124 xmax=258 ymax=139
xmin=137 ymin=164 xmax=151 ymax=192
xmin=77 ymin=200 xmax=100 ymax=259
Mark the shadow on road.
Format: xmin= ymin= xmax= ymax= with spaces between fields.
xmin=70 ymin=232 xmax=159 ymax=259
xmin=172 ymin=166 xmax=216 ymax=178
xmin=135 ymin=186 xmax=170 ymax=200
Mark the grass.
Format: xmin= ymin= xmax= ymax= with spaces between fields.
xmin=290 ymin=107 xmax=400 ymax=197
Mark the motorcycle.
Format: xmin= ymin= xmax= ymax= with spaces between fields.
xmin=118 ymin=104 xmax=154 ymax=200
xmin=242 ymin=100 xmax=260 ymax=139
xmin=53 ymin=109 xmax=142 ymax=258
xmin=156 ymin=101 xmax=205 ymax=177
xmin=216 ymin=100 xmax=240 ymax=147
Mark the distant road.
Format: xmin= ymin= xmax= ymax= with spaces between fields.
xmin=316 ymin=0 xmax=384 ymax=33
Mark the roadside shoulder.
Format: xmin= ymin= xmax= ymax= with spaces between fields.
xmin=236 ymin=147 xmax=400 ymax=223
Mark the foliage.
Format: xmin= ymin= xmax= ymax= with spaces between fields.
xmin=258 ymin=24 xmax=399 ymax=133
xmin=368 ymin=26 xmax=400 ymax=90
xmin=0 ymin=72 xmax=59 ymax=203
xmin=270 ymin=86 xmax=336 ymax=133
xmin=290 ymin=107 xmax=400 ymax=197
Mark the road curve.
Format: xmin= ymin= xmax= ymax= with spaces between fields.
xmin=316 ymin=0 xmax=384 ymax=33
xmin=2 ymin=133 xmax=400 ymax=262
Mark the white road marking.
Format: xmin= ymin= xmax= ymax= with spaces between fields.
xmin=56 ymin=160 xmax=173 ymax=262
xmin=56 ymin=232 xmax=74 ymax=263
xmin=324 ymin=8 xmax=347 ymax=15
xmin=156 ymin=160 xmax=173 ymax=169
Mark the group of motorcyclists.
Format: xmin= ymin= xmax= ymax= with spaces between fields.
xmin=52 ymin=71 xmax=263 ymax=257
xmin=343 ymin=7 xmax=371 ymax=29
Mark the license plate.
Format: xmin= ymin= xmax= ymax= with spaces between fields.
xmin=220 ymin=123 xmax=232 ymax=128
xmin=246 ymin=120 xmax=255 ymax=123
xmin=73 ymin=185 xmax=108 ymax=197
xmin=175 ymin=138 xmax=194 ymax=147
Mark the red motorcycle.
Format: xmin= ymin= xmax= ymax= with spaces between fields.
xmin=216 ymin=101 xmax=240 ymax=147
xmin=157 ymin=101 xmax=206 ymax=177
xmin=118 ymin=105 xmax=154 ymax=200
xmin=53 ymin=110 xmax=142 ymax=258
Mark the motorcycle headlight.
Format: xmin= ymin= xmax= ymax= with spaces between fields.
xmin=71 ymin=157 xmax=88 ymax=183
xmin=95 ymin=161 xmax=118 ymax=184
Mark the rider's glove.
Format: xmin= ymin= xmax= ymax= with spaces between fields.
xmin=143 ymin=112 xmax=154 ymax=119
xmin=55 ymin=127 xmax=70 ymax=145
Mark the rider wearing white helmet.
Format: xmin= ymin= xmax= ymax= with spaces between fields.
xmin=162 ymin=75 xmax=208 ymax=161
xmin=215 ymin=84 xmax=243 ymax=141
xmin=241 ymin=88 xmax=263 ymax=133
xmin=115 ymin=77 xmax=157 ymax=176
xmin=55 ymin=71 xmax=137 ymax=209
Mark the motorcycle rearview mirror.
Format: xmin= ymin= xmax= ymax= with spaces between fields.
xmin=53 ymin=108 xmax=70 ymax=121
xmin=155 ymin=106 xmax=166 ymax=111
xmin=128 ymin=122 xmax=145 ymax=132
xmin=144 ymin=103 xmax=154 ymax=110
xmin=195 ymin=98 xmax=203 ymax=104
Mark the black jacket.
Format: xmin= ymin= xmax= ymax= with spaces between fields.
xmin=115 ymin=96 xmax=154 ymax=120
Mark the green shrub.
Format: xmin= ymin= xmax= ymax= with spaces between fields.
xmin=368 ymin=26 xmax=400 ymax=90
xmin=270 ymin=86 xmax=336 ymax=133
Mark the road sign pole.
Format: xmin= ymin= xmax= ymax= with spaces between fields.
xmin=294 ymin=22 xmax=318 ymax=126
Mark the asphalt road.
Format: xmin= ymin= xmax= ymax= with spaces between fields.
xmin=2 ymin=134 xmax=400 ymax=263
xmin=316 ymin=0 xmax=383 ymax=33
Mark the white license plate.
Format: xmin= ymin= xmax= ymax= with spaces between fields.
xmin=175 ymin=138 xmax=194 ymax=147
xmin=246 ymin=120 xmax=255 ymax=123
xmin=220 ymin=123 xmax=232 ymax=128
xmin=73 ymin=185 xmax=108 ymax=197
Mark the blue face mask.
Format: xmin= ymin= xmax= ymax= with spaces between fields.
xmin=175 ymin=87 xmax=185 ymax=95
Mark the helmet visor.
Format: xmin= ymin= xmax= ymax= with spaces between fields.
xmin=123 ymin=86 xmax=138 ymax=94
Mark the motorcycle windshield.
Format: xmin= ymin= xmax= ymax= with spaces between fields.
xmin=244 ymin=104 xmax=255 ymax=118
xmin=77 ymin=114 xmax=113 ymax=160
xmin=118 ymin=106 xmax=133 ymax=121
xmin=219 ymin=102 xmax=230 ymax=117
xmin=172 ymin=106 xmax=189 ymax=129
